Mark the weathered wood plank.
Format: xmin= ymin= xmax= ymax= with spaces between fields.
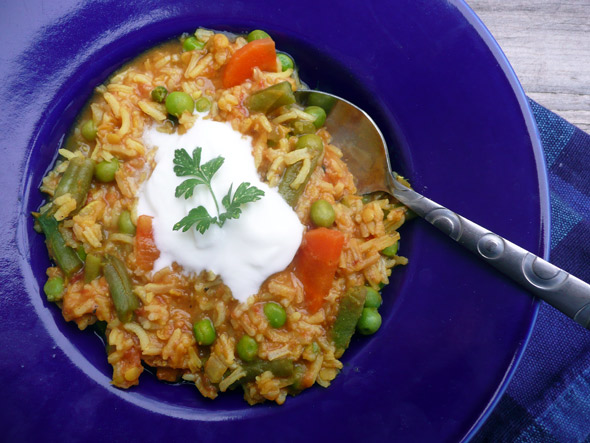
xmin=467 ymin=0 xmax=590 ymax=133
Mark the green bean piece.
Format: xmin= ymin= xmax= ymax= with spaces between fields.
xmin=81 ymin=120 xmax=97 ymax=141
xmin=304 ymin=106 xmax=327 ymax=129
xmin=240 ymin=359 xmax=294 ymax=383
xmin=76 ymin=244 xmax=87 ymax=261
xmin=288 ymin=363 xmax=307 ymax=393
xmin=94 ymin=158 xmax=119 ymax=183
xmin=276 ymin=53 xmax=294 ymax=72
xmin=44 ymin=276 xmax=65 ymax=302
xmin=278 ymin=134 xmax=324 ymax=207
xmin=84 ymin=253 xmax=102 ymax=283
xmin=307 ymin=92 xmax=337 ymax=114
xmin=195 ymin=96 xmax=211 ymax=112
xmin=310 ymin=199 xmax=335 ymax=227
xmin=54 ymin=157 xmax=95 ymax=211
xmin=364 ymin=287 xmax=382 ymax=309
xmin=151 ymin=86 xmax=168 ymax=103
xmin=331 ymin=286 xmax=368 ymax=357
xmin=291 ymin=120 xmax=316 ymax=135
xmin=357 ymin=308 xmax=382 ymax=335
xmin=118 ymin=210 xmax=136 ymax=235
xmin=36 ymin=213 xmax=83 ymax=277
xmin=263 ymin=302 xmax=287 ymax=328
xmin=237 ymin=335 xmax=258 ymax=362
xmin=165 ymin=91 xmax=194 ymax=117
xmin=183 ymin=36 xmax=204 ymax=51
xmin=103 ymin=255 xmax=139 ymax=323
xmin=247 ymin=81 xmax=295 ymax=114
xmin=381 ymin=241 xmax=399 ymax=257
xmin=247 ymin=29 xmax=271 ymax=42
xmin=193 ymin=318 xmax=216 ymax=345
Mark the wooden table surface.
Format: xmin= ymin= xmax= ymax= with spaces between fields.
xmin=467 ymin=0 xmax=590 ymax=133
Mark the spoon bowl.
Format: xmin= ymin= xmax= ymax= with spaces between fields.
xmin=295 ymin=90 xmax=397 ymax=195
xmin=295 ymin=89 xmax=590 ymax=330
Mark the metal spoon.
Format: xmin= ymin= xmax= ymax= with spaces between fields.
xmin=295 ymin=89 xmax=590 ymax=329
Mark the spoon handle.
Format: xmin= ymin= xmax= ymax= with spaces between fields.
xmin=391 ymin=179 xmax=590 ymax=328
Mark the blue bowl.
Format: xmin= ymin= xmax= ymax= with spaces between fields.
xmin=0 ymin=0 xmax=548 ymax=441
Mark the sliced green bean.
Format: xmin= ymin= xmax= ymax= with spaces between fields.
xmin=307 ymin=92 xmax=337 ymax=114
xmin=331 ymin=286 xmax=368 ymax=357
xmin=291 ymin=120 xmax=316 ymax=135
xmin=84 ymin=253 xmax=102 ymax=283
xmin=76 ymin=244 xmax=87 ymax=261
xmin=247 ymin=81 xmax=295 ymax=114
xmin=240 ymin=359 xmax=294 ymax=383
xmin=54 ymin=157 xmax=95 ymax=211
xmin=278 ymin=135 xmax=323 ymax=207
xmin=103 ymin=255 xmax=138 ymax=323
xmin=36 ymin=212 xmax=83 ymax=277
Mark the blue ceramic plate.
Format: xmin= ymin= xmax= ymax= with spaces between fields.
xmin=0 ymin=0 xmax=548 ymax=441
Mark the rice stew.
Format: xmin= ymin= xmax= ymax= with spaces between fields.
xmin=34 ymin=28 xmax=409 ymax=405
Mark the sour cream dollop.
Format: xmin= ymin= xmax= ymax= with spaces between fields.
xmin=137 ymin=118 xmax=304 ymax=302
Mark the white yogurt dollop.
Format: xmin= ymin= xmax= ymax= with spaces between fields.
xmin=137 ymin=118 xmax=304 ymax=302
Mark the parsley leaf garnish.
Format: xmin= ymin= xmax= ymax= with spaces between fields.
xmin=219 ymin=182 xmax=266 ymax=224
xmin=172 ymin=147 xmax=265 ymax=234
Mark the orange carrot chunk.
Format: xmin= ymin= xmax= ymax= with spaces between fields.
xmin=222 ymin=38 xmax=277 ymax=88
xmin=294 ymin=228 xmax=345 ymax=314
xmin=134 ymin=215 xmax=160 ymax=272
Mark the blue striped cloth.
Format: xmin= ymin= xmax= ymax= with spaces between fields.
xmin=474 ymin=101 xmax=590 ymax=443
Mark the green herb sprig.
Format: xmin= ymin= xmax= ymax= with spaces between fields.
xmin=172 ymin=147 xmax=265 ymax=234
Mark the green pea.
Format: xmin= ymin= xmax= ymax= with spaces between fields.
xmin=364 ymin=287 xmax=382 ymax=309
xmin=295 ymin=134 xmax=323 ymax=151
xmin=193 ymin=318 xmax=216 ymax=346
xmin=44 ymin=276 xmax=65 ymax=302
xmin=357 ymin=308 xmax=382 ymax=335
xmin=151 ymin=86 xmax=168 ymax=103
xmin=183 ymin=36 xmax=205 ymax=51
xmin=304 ymin=106 xmax=327 ymax=129
xmin=94 ymin=158 xmax=119 ymax=183
xmin=165 ymin=91 xmax=194 ymax=117
xmin=264 ymin=302 xmax=287 ymax=328
xmin=81 ymin=120 xmax=97 ymax=141
xmin=277 ymin=53 xmax=294 ymax=72
xmin=237 ymin=335 xmax=258 ymax=361
xmin=381 ymin=242 xmax=399 ymax=257
xmin=118 ymin=210 xmax=136 ymax=235
xmin=247 ymin=29 xmax=271 ymax=42
xmin=310 ymin=199 xmax=335 ymax=227
xmin=195 ymin=96 xmax=211 ymax=113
